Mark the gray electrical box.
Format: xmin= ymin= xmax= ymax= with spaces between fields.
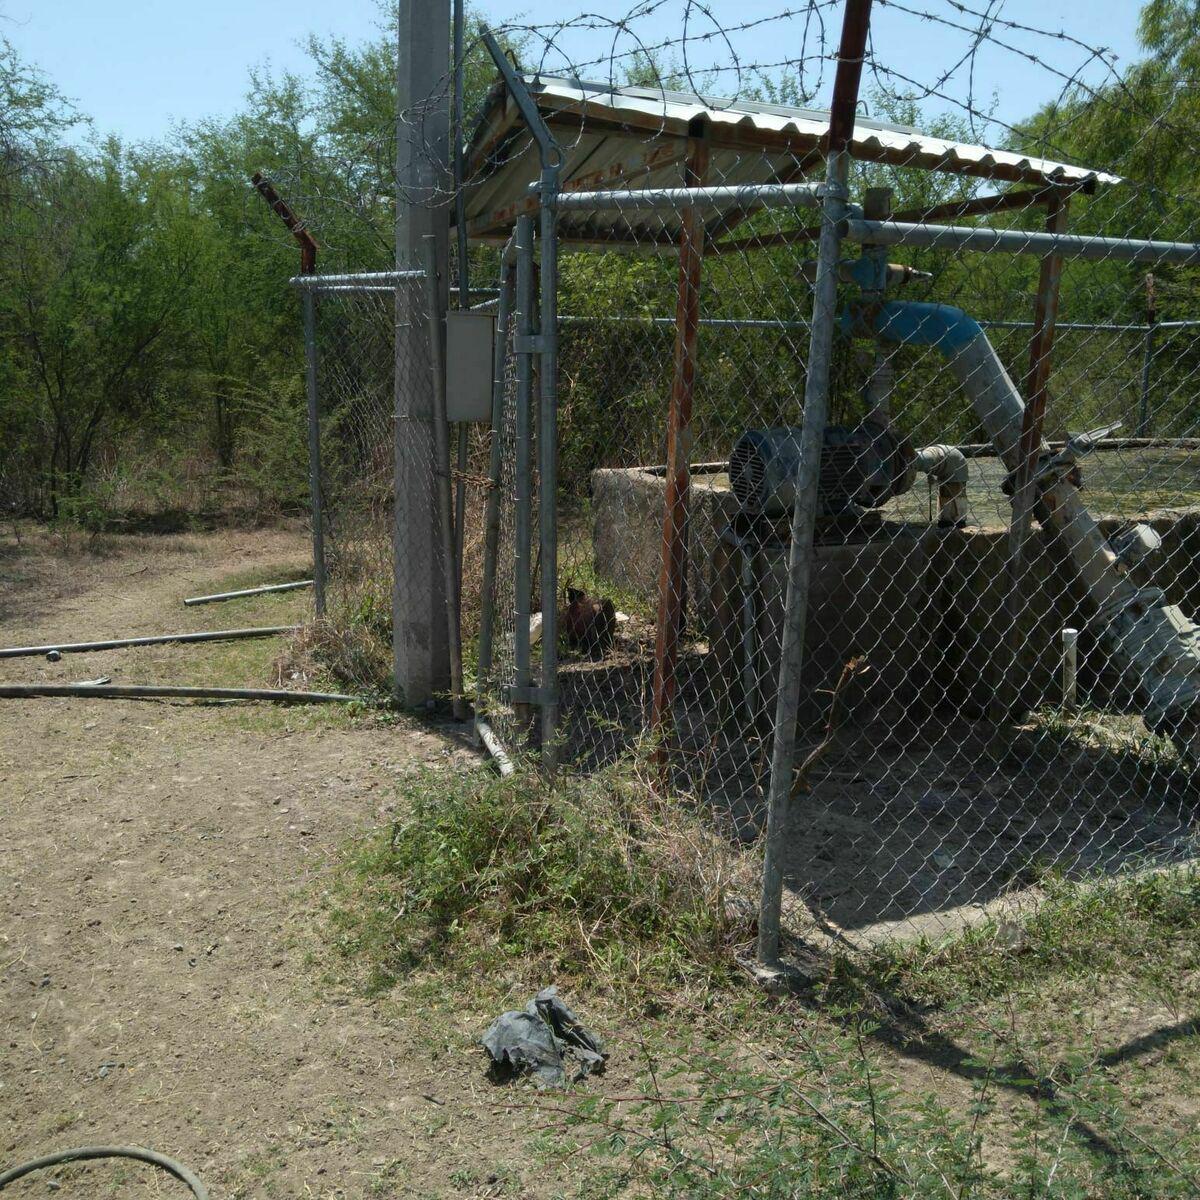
xmin=446 ymin=310 xmax=496 ymax=422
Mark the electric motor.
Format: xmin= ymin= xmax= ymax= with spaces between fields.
xmin=730 ymin=421 xmax=915 ymax=518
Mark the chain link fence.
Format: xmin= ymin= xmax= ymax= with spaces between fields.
xmin=277 ymin=0 xmax=1200 ymax=952
xmin=456 ymin=6 xmax=1200 ymax=954
xmin=294 ymin=268 xmax=445 ymax=697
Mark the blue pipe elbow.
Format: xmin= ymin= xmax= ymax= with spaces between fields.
xmin=841 ymin=301 xmax=982 ymax=355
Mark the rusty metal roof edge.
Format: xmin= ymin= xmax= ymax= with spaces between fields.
xmin=466 ymin=72 xmax=1122 ymax=190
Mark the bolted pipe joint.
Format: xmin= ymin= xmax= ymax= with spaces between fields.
xmin=914 ymin=444 xmax=970 ymax=526
xmin=1097 ymin=589 xmax=1200 ymax=759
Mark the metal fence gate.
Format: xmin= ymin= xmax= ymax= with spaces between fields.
xmin=295 ymin=267 xmax=440 ymax=697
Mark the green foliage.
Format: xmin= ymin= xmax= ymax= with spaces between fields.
xmin=327 ymin=765 xmax=748 ymax=992
xmin=571 ymin=1009 xmax=1200 ymax=1198
xmin=849 ymin=866 xmax=1200 ymax=1011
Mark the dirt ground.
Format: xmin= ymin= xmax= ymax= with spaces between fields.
xmin=3 ymin=525 xmax=1198 ymax=1198
xmin=0 ymin=526 xmax=628 ymax=1199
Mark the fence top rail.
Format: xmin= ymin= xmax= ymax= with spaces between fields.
xmin=554 ymin=182 xmax=825 ymax=213
xmin=555 ymin=313 xmax=1200 ymax=334
xmin=288 ymin=269 xmax=427 ymax=289
xmin=840 ymin=218 xmax=1200 ymax=266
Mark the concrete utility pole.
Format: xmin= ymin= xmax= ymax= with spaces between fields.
xmin=394 ymin=0 xmax=451 ymax=705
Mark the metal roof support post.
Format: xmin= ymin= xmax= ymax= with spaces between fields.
xmin=650 ymin=130 xmax=709 ymax=762
xmin=995 ymin=190 xmax=1070 ymax=722
xmin=512 ymin=215 xmax=536 ymax=740
xmin=423 ymin=235 xmax=467 ymax=721
xmin=393 ymin=0 xmax=451 ymax=707
xmin=482 ymin=30 xmax=564 ymax=777
xmin=756 ymin=0 xmax=873 ymax=967
xmin=474 ymin=249 xmax=517 ymax=747
xmin=538 ymin=172 xmax=562 ymax=777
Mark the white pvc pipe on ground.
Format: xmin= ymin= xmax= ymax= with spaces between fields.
xmin=1062 ymin=627 xmax=1079 ymax=711
xmin=183 ymin=580 xmax=313 ymax=606
xmin=0 ymin=626 xmax=298 ymax=659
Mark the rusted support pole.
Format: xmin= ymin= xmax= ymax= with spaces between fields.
xmin=251 ymin=172 xmax=319 ymax=274
xmin=649 ymin=130 xmax=709 ymax=752
xmin=996 ymin=189 xmax=1070 ymax=720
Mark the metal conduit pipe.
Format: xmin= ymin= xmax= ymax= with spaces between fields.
xmin=913 ymin=444 xmax=970 ymax=526
xmin=846 ymin=300 xmax=1200 ymax=760
xmin=555 ymin=183 xmax=823 ymax=213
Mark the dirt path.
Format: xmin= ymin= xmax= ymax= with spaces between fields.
xmin=0 ymin=528 xmax=573 ymax=1199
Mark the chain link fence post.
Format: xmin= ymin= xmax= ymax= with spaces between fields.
xmin=301 ymin=288 xmax=328 ymax=617
xmin=757 ymin=0 xmax=873 ymax=964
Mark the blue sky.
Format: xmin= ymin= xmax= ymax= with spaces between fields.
xmin=4 ymin=1 xmax=1148 ymax=145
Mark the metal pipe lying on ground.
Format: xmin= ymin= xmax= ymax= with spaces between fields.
xmin=183 ymin=580 xmax=313 ymax=606
xmin=476 ymin=719 xmax=516 ymax=776
xmin=0 ymin=683 xmax=361 ymax=704
xmin=0 ymin=626 xmax=298 ymax=659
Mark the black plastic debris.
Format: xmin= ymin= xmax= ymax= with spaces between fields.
xmin=481 ymin=986 xmax=606 ymax=1086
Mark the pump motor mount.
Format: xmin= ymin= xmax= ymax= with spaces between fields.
xmin=730 ymin=421 xmax=915 ymax=518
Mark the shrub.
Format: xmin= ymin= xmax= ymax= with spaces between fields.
xmin=327 ymin=765 xmax=753 ymax=992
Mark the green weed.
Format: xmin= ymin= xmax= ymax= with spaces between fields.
xmin=326 ymin=765 xmax=752 ymax=993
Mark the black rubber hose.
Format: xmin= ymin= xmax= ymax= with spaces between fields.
xmin=0 ymin=683 xmax=362 ymax=704
xmin=0 ymin=1145 xmax=207 ymax=1197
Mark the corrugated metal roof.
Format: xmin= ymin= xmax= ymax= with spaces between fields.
xmin=462 ymin=75 xmax=1120 ymax=248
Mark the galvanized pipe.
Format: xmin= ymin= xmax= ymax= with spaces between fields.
xmin=756 ymin=159 xmax=850 ymax=965
xmin=538 ymin=181 xmax=562 ymax=775
xmin=560 ymin=313 xmax=1184 ymax=334
xmin=301 ymin=289 xmax=327 ymax=616
xmin=474 ymin=257 xmax=516 ymax=746
xmin=295 ymin=284 xmax=396 ymax=294
xmin=555 ymin=183 xmax=823 ymax=213
xmin=559 ymin=315 xmax=811 ymax=331
xmin=484 ymin=28 xmax=564 ymax=774
xmin=512 ymin=214 xmax=536 ymax=736
xmin=451 ymin=0 xmax=471 ymax=601
xmin=840 ymin=218 xmax=1200 ymax=265
xmin=422 ymin=235 xmax=467 ymax=720
xmin=757 ymin=0 xmax=872 ymax=966
xmin=289 ymin=270 xmax=425 ymax=287
xmin=0 ymin=626 xmax=298 ymax=659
